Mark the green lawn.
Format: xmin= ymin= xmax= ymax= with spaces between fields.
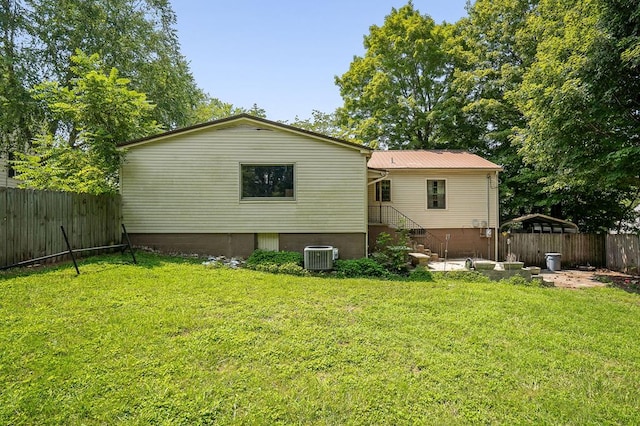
xmin=1 ymin=253 xmax=639 ymax=424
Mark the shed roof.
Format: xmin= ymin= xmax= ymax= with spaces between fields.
xmin=117 ymin=114 xmax=373 ymax=153
xmin=500 ymin=214 xmax=579 ymax=233
xmin=368 ymin=150 xmax=502 ymax=170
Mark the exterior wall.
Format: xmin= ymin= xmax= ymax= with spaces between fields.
xmin=129 ymin=233 xmax=255 ymax=258
xmin=129 ymin=232 xmax=366 ymax=259
xmin=368 ymin=169 xmax=500 ymax=259
xmin=368 ymin=169 xmax=500 ymax=230
xmin=120 ymin=125 xmax=369 ymax=236
xmin=0 ymin=157 xmax=19 ymax=188
xmin=423 ymin=228 xmax=496 ymax=260
xmin=367 ymin=225 xmax=496 ymax=259
xmin=279 ymin=233 xmax=366 ymax=259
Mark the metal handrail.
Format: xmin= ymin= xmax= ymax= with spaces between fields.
xmin=368 ymin=205 xmax=442 ymax=247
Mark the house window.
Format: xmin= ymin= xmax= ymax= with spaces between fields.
xmin=427 ymin=179 xmax=446 ymax=209
xmin=241 ymin=164 xmax=294 ymax=200
xmin=375 ymin=179 xmax=391 ymax=202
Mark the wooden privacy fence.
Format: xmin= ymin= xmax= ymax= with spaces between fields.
xmin=498 ymin=233 xmax=607 ymax=268
xmin=1 ymin=188 xmax=122 ymax=268
xmin=606 ymin=234 xmax=640 ymax=274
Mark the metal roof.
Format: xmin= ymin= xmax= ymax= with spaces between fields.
xmin=500 ymin=214 xmax=579 ymax=233
xmin=368 ymin=150 xmax=502 ymax=170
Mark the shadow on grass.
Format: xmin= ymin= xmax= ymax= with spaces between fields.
xmin=594 ymin=273 xmax=640 ymax=294
xmin=0 ymin=250 xmax=203 ymax=280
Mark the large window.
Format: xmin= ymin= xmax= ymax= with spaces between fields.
xmin=427 ymin=179 xmax=446 ymax=209
xmin=241 ymin=164 xmax=294 ymax=200
xmin=375 ymin=179 xmax=391 ymax=202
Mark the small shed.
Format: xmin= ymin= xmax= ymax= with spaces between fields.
xmin=500 ymin=214 xmax=579 ymax=234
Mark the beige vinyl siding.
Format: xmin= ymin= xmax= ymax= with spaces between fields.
xmin=120 ymin=126 xmax=368 ymax=234
xmin=0 ymin=157 xmax=19 ymax=188
xmin=369 ymin=169 xmax=499 ymax=229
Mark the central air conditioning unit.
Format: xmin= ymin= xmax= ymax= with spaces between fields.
xmin=304 ymin=246 xmax=334 ymax=271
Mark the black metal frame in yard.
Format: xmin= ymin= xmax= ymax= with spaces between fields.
xmin=0 ymin=224 xmax=137 ymax=274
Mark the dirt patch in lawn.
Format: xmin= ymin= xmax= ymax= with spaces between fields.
xmin=541 ymin=269 xmax=640 ymax=292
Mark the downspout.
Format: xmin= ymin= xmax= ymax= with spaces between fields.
xmin=366 ymin=168 xmax=388 ymax=258
xmin=494 ymin=171 xmax=500 ymax=261
xmin=487 ymin=174 xmax=491 ymax=260
xmin=367 ymin=169 xmax=389 ymax=255
xmin=367 ymin=170 xmax=389 ymax=186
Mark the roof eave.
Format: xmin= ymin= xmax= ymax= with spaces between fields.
xmin=371 ymin=167 xmax=503 ymax=172
xmin=117 ymin=113 xmax=373 ymax=154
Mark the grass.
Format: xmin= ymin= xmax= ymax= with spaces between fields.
xmin=1 ymin=252 xmax=639 ymax=424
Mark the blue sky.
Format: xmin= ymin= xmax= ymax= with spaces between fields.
xmin=170 ymin=1 xmax=470 ymax=122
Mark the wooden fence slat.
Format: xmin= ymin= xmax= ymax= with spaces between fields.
xmin=7 ymin=188 xmax=17 ymax=265
xmin=499 ymin=232 xmax=639 ymax=272
xmin=607 ymin=234 xmax=640 ymax=274
xmin=499 ymin=233 xmax=606 ymax=268
xmin=1 ymin=188 xmax=6 ymax=266
xmin=0 ymin=188 xmax=122 ymax=268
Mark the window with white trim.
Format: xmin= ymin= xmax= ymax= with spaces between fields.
xmin=427 ymin=179 xmax=446 ymax=209
xmin=375 ymin=179 xmax=391 ymax=202
xmin=241 ymin=164 xmax=294 ymax=200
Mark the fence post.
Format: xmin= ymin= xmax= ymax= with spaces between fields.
xmin=60 ymin=225 xmax=80 ymax=275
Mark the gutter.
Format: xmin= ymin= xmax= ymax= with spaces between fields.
xmin=367 ymin=168 xmax=389 ymax=186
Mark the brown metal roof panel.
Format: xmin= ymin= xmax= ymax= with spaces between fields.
xmin=368 ymin=150 xmax=502 ymax=170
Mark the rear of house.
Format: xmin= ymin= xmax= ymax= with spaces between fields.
xmin=368 ymin=150 xmax=502 ymax=260
xmin=0 ymin=155 xmax=19 ymax=188
xmin=118 ymin=115 xmax=372 ymax=259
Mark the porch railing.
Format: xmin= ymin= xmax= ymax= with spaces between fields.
xmin=368 ymin=205 xmax=441 ymax=249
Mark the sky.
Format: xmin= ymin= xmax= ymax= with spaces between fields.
xmin=170 ymin=1 xmax=471 ymax=123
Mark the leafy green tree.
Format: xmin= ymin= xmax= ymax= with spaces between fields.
xmin=288 ymin=110 xmax=346 ymax=139
xmin=13 ymin=51 xmax=161 ymax=194
xmin=3 ymin=0 xmax=203 ymax=148
xmin=188 ymin=96 xmax=267 ymax=124
xmin=438 ymin=0 xmax=542 ymax=220
xmin=336 ymin=2 xmax=450 ymax=148
xmin=0 ymin=0 xmax=41 ymax=153
xmin=513 ymin=0 xmax=639 ymax=231
xmin=190 ymin=96 xmax=251 ymax=124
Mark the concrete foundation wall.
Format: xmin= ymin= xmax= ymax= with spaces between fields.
xmin=368 ymin=225 xmax=497 ymax=260
xmin=129 ymin=233 xmax=256 ymax=258
xmin=129 ymin=233 xmax=366 ymax=259
xmin=426 ymin=228 xmax=497 ymax=260
xmin=279 ymin=233 xmax=366 ymax=260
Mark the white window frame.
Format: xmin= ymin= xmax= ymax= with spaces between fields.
xmin=426 ymin=178 xmax=447 ymax=210
xmin=375 ymin=179 xmax=392 ymax=203
xmin=240 ymin=163 xmax=296 ymax=202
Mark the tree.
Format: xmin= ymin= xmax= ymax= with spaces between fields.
xmin=13 ymin=51 xmax=161 ymax=194
xmin=336 ymin=2 xmax=450 ymax=148
xmin=189 ymin=96 xmax=267 ymax=124
xmin=437 ymin=0 xmax=542 ymax=221
xmin=513 ymin=0 xmax=640 ymax=231
xmin=288 ymin=110 xmax=346 ymax=139
xmin=0 ymin=0 xmax=41 ymax=153
xmin=2 ymin=0 xmax=203 ymax=150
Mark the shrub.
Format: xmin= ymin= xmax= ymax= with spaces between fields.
xmin=251 ymin=262 xmax=279 ymax=274
xmin=371 ymin=231 xmax=411 ymax=274
xmin=277 ymin=262 xmax=310 ymax=277
xmin=246 ymin=250 xmax=303 ymax=268
xmin=500 ymin=274 xmax=534 ymax=286
xmin=334 ymin=258 xmax=391 ymax=279
xmin=407 ymin=266 xmax=434 ymax=282
xmin=251 ymin=262 xmax=310 ymax=276
xmin=432 ymin=270 xmax=491 ymax=283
